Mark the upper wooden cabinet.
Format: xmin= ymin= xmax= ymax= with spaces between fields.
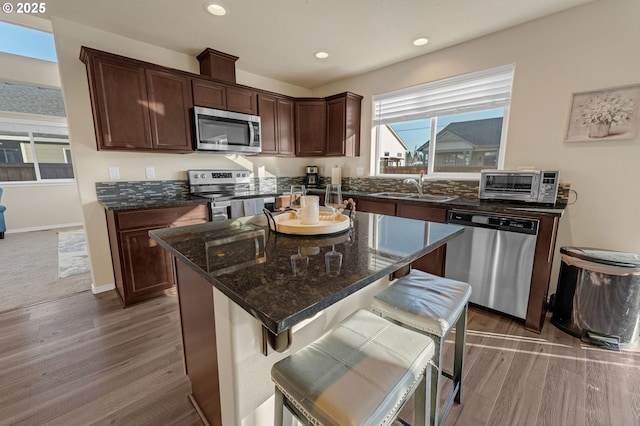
xmin=294 ymin=93 xmax=362 ymax=158
xmin=226 ymin=86 xmax=258 ymax=115
xmin=295 ymin=99 xmax=327 ymax=156
xmin=326 ymin=92 xmax=363 ymax=157
xmin=80 ymin=47 xmax=194 ymax=153
xmin=258 ymin=94 xmax=295 ymax=156
xmin=192 ymin=78 xmax=227 ymax=110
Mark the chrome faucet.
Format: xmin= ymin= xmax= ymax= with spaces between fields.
xmin=403 ymin=172 xmax=426 ymax=196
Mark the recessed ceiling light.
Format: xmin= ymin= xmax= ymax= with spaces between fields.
xmin=205 ymin=3 xmax=227 ymax=16
xmin=314 ymin=51 xmax=329 ymax=59
xmin=413 ymin=37 xmax=429 ymax=46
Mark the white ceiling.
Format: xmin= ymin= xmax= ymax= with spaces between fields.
xmin=44 ymin=0 xmax=596 ymax=89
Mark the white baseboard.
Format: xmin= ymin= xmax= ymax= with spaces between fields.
xmin=92 ymin=282 xmax=115 ymax=294
xmin=5 ymin=222 xmax=84 ymax=234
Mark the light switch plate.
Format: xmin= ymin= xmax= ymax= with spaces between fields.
xmin=145 ymin=166 xmax=155 ymax=179
xmin=108 ymin=166 xmax=120 ymax=180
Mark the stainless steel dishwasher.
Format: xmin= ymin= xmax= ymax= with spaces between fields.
xmin=445 ymin=209 xmax=539 ymax=320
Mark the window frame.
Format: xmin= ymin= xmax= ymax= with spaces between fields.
xmin=372 ymin=64 xmax=514 ymax=179
xmin=0 ymin=116 xmax=74 ymax=185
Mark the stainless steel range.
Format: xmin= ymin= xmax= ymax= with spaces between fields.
xmin=188 ymin=169 xmax=276 ymax=220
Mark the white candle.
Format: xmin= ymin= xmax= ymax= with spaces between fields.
xmin=331 ymin=167 xmax=341 ymax=185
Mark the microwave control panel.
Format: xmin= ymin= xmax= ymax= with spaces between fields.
xmin=537 ymin=171 xmax=559 ymax=203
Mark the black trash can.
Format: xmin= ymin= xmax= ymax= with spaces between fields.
xmin=551 ymin=247 xmax=640 ymax=350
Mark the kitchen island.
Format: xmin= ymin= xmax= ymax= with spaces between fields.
xmin=150 ymin=211 xmax=463 ymax=426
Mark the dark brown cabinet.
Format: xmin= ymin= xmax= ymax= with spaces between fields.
xmin=258 ymin=94 xmax=295 ymax=156
xmin=326 ymin=92 xmax=362 ymax=157
xmin=357 ymin=199 xmax=397 ymax=216
xmin=192 ymin=78 xmax=227 ymax=110
xmin=226 ymin=86 xmax=258 ymax=115
xmin=81 ymin=47 xmax=194 ymax=153
xmin=295 ymin=99 xmax=327 ymax=156
xmin=106 ymin=204 xmax=209 ymax=307
xmin=146 ymin=69 xmax=193 ymax=151
xmin=396 ymin=204 xmax=448 ymax=276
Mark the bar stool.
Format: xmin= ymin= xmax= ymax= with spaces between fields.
xmin=271 ymin=309 xmax=435 ymax=426
xmin=372 ymin=270 xmax=471 ymax=426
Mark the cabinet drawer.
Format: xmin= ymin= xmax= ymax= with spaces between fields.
xmin=116 ymin=204 xmax=208 ymax=230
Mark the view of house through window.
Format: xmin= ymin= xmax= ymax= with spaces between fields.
xmin=0 ymin=127 xmax=72 ymax=182
xmin=374 ymin=64 xmax=514 ymax=176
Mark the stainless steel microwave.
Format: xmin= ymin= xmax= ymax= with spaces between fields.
xmin=193 ymin=106 xmax=261 ymax=154
xmin=479 ymin=169 xmax=560 ymax=204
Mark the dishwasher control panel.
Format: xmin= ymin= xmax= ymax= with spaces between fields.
xmin=448 ymin=210 xmax=539 ymax=235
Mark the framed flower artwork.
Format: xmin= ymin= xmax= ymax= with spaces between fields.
xmin=565 ymin=83 xmax=640 ymax=142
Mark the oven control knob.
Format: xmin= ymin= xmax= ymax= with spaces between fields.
xmin=192 ymin=173 xmax=198 ymax=179
xmin=200 ymin=173 xmax=206 ymax=179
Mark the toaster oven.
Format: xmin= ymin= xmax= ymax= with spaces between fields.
xmin=479 ymin=170 xmax=559 ymax=204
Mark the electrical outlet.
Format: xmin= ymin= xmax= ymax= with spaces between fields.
xmin=356 ymin=167 xmax=364 ymax=177
xmin=145 ymin=166 xmax=155 ymax=179
xmin=275 ymin=167 xmax=281 ymax=178
xmin=108 ymin=166 xmax=120 ymax=180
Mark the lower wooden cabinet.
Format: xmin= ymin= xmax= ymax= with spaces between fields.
xmin=106 ymin=204 xmax=209 ymax=307
xmin=396 ymin=204 xmax=448 ymax=276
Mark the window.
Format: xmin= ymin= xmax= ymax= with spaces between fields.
xmin=373 ymin=64 xmax=514 ymax=177
xmin=0 ymin=121 xmax=73 ymax=183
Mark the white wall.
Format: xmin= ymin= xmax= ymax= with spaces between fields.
xmin=312 ymin=0 xmax=640 ymax=292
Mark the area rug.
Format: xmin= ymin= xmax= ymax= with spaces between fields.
xmin=58 ymin=229 xmax=91 ymax=278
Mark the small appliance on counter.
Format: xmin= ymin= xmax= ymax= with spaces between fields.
xmin=479 ymin=169 xmax=559 ymax=204
xmin=305 ymin=166 xmax=319 ymax=188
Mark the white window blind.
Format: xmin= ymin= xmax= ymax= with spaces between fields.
xmin=374 ymin=64 xmax=514 ymax=124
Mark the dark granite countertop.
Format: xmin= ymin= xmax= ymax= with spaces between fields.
xmin=307 ymin=189 xmax=566 ymax=217
xmin=99 ymin=194 xmax=209 ymax=211
xmin=149 ymin=211 xmax=464 ymax=334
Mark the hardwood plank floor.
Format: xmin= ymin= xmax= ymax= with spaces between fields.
xmin=1 ymin=290 xmax=638 ymax=426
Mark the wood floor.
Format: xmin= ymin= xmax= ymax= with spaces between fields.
xmin=1 ymin=290 xmax=638 ymax=426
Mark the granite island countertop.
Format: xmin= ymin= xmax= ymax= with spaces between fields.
xmin=149 ymin=211 xmax=464 ymax=334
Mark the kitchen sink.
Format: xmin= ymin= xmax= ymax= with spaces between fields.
xmin=369 ymin=192 xmax=457 ymax=203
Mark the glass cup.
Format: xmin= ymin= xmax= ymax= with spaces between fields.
xmin=290 ymin=185 xmax=306 ymax=220
xmin=291 ymin=248 xmax=309 ymax=277
xmin=325 ymin=245 xmax=343 ymax=277
xmin=325 ymin=184 xmax=343 ymax=220
xmin=299 ymin=195 xmax=320 ymax=225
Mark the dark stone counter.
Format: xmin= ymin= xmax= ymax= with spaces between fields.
xmin=98 ymin=194 xmax=208 ymax=211
xmin=149 ymin=211 xmax=464 ymax=334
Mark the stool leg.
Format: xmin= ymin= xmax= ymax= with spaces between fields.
xmin=430 ymin=336 xmax=443 ymax=426
xmin=453 ymin=305 xmax=468 ymax=404
xmin=414 ymin=366 xmax=432 ymax=426
xmin=274 ymin=387 xmax=284 ymax=426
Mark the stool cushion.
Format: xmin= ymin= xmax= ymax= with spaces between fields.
xmin=372 ymin=270 xmax=472 ymax=337
xmin=271 ymin=309 xmax=434 ymax=426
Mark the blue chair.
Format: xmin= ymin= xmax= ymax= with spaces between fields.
xmin=0 ymin=187 xmax=6 ymax=239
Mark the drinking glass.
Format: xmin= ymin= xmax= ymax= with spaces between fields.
xmin=291 ymin=248 xmax=309 ymax=277
xmin=325 ymin=245 xmax=343 ymax=277
xmin=290 ymin=185 xmax=306 ymax=220
xmin=324 ymin=184 xmax=343 ymax=219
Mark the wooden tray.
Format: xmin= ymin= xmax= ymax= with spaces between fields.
xmin=269 ymin=211 xmax=350 ymax=235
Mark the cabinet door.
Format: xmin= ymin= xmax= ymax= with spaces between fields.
xmin=87 ymin=56 xmax=152 ymax=150
xmin=396 ymin=203 xmax=447 ymax=276
xmin=226 ymin=86 xmax=258 ymax=115
xmin=192 ymin=78 xmax=227 ymax=109
xmin=120 ymin=225 xmax=176 ymax=304
xmin=326 ymin=93 xmax=362 ymax=157
xmin=326 ymin=96 xmax=346 ymax=156
xmin=276 ymin=98 xmax=295 ymax=156
xmin=258 ymin=94 xmax=278 ymax=155
xmin=146 ymin=69 xmax=194 ymax=151
xmin=295 ymin=100 xmax=326 ymax=156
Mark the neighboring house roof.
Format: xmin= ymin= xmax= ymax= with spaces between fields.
xmin=418 ymin=117 xmax=503 ymax=152
xmin=0 ymin=80 xmax=66 ymax=117
xmin=385 ymin=125 xmax=409 ymax=151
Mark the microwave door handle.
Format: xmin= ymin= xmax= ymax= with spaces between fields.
xmin=249 ymin=123 xmax=255 ymax=145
